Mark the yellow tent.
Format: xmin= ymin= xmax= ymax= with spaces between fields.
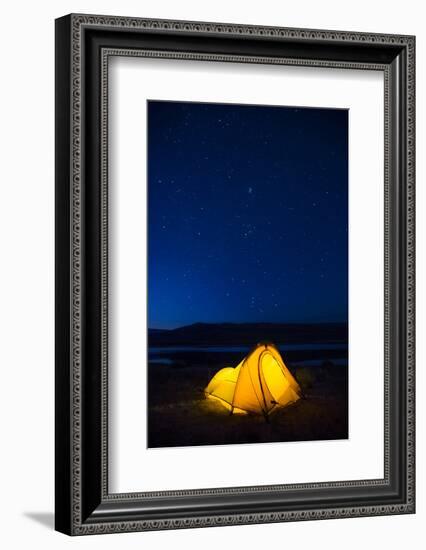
xmin=204 ymin=343 xmax=301 ymax=416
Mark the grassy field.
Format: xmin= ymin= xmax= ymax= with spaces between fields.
xmin=147 ymin=351 xmax=348 ymax=448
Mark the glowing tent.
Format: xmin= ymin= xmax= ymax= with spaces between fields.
xmin=204 ymin=343 xmax=301 ymax=416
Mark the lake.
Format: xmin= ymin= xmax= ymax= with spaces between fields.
xmin=148 ymin=342 xmax=348 ymax=367
xmin=149 ymin=342 xmax=346 ymax=354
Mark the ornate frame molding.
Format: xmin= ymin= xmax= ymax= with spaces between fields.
xmin=55 ymin=14 xmax=415 ymax=535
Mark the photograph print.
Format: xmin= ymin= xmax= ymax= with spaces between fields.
xmin=147 ymin=100 xmax=348 ymax=449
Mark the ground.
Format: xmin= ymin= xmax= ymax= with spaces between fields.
xmin=147 ymin=351 xmax=348 ymax=448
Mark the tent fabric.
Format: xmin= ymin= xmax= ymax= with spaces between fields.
xmin=204 ymin=343 xmax=301 ymax=416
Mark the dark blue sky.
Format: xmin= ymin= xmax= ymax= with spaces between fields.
xmin=148 ymin=101 xmax=348 ymax=329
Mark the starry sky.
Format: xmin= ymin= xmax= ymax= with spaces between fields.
xmin=147 ymin=100 xmax=348 ymax=330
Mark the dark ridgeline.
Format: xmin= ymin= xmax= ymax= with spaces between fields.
xmin=148 ymin=321 xmax=348 ymax=347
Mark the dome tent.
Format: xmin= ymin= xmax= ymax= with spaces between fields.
xmin=204 ymin=343 xmax=301 ymax=416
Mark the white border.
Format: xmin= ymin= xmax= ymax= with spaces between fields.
xmin=109 ymin=57 xmax=384 ymax=493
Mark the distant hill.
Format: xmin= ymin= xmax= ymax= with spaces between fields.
xmin=148 ymin=322 xmax=347 ymax=346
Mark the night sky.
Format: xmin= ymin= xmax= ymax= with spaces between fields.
xmin=148 ymin=101 xmax=348 ymax=329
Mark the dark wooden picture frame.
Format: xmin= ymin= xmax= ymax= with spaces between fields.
xmin=55 ymin=14 xmax=415 ymax=535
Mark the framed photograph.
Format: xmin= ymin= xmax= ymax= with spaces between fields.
xmin=55 ymin=14 xmax=415 ymax=535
